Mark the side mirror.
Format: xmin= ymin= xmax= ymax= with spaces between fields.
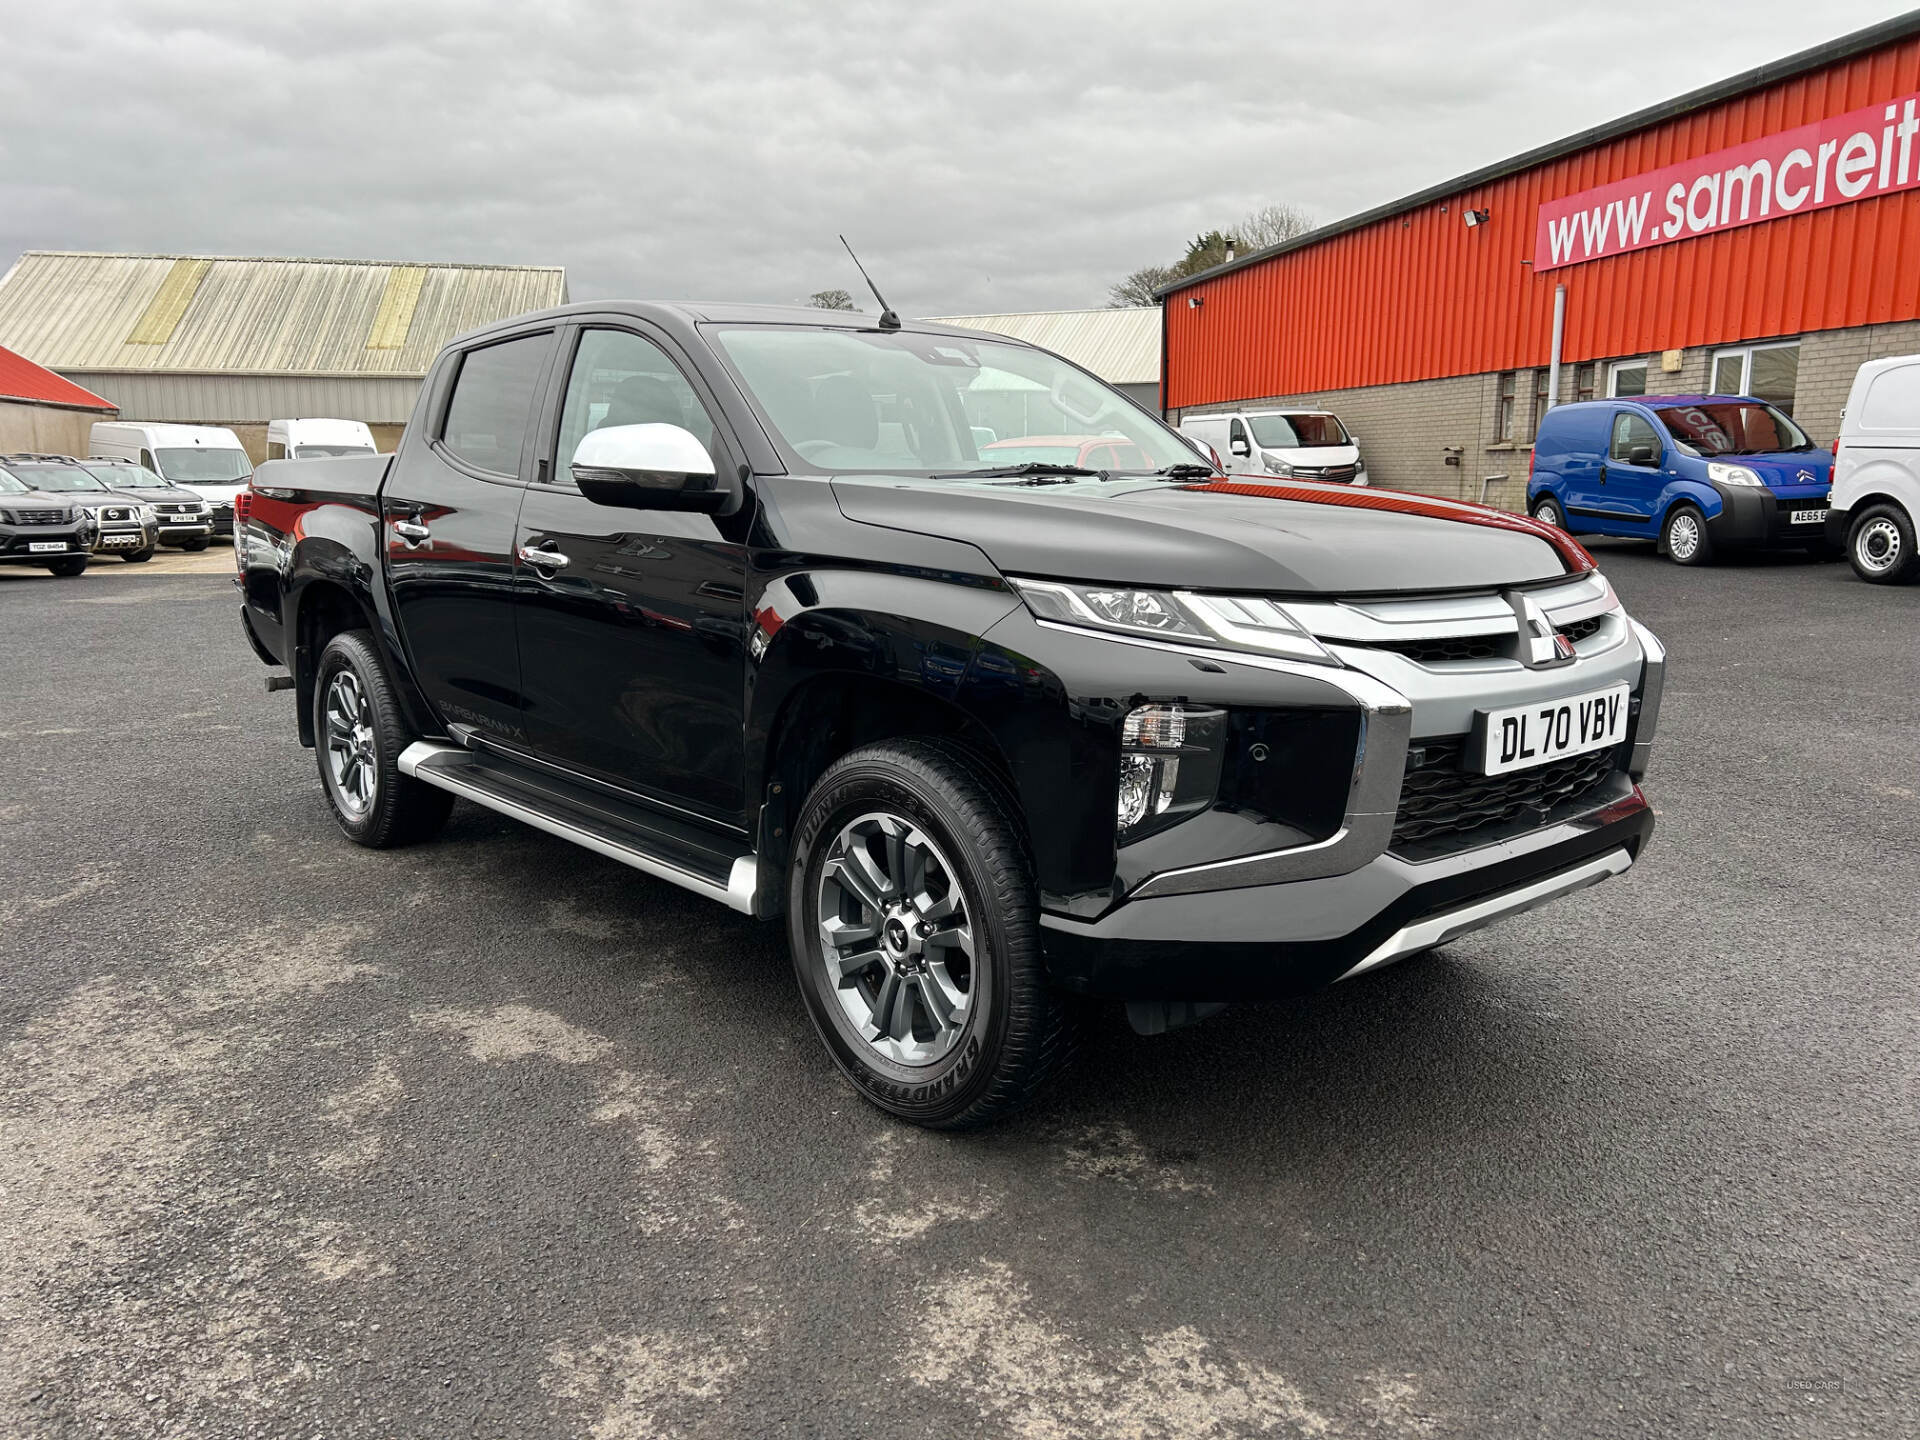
xmin=1628 ymin=443 xmax=1656 ymax=466
xmin=570 ymin=424 xmax=725 ymax=512
xmin=1230 ymin=436 xmax=1251 ymax=458
xmin=1348 ymin=433 xmax=1361 ymax=446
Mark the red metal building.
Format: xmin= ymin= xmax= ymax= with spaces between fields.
xmin=1161 ymin=12 xmax=1920 ymax=504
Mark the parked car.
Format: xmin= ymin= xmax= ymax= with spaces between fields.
xmin=1529 ymin=396 xmax=1832 ymax=566
xmin=79 ymin=457 xmax=214 ymax=551
xmin=90 ymin=422 xmax=252 ymax=537
xmin=266 ymin=418 xmax=379 ymax=460
xmin=0 ymin=467 xmax=94 ymax=575
xmin=1179 ymin=409 xmax=1369 ymax=484
xmin=1827 ymin=354 xmax=1920 ymax=584
xmin=977 ymin=434 xmax=1154 ymax=470
xmin=238 ymin=302 xmax=1664 ymax=1129
xmin=0 ymin=455 xmax=159 ymax=561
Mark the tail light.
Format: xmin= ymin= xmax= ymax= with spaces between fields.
xmin=1528 ymin=448 xmax=1537 ymax=479
xmin=1831 ymin=437 xmax=1841 ymax=459
xmin=234 ymin=487 xmax=253 ymax=523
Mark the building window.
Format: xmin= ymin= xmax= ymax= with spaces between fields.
xmin=1575 ymin=364 xmax=1596 ymax=405
xmin=1608 ymin=359 xmax=1648 ymax=398
xmin=1530 ymin=368 xmax=1550 ymax=439
xmin=1495 ymin=371 xmax=1516 ymax=441
xmin=1711 ymin=341 xmax=1800 ymax=414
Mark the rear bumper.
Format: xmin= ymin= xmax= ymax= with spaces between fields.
xmin=1039 ymin=783 xmax=1654 ymax=1000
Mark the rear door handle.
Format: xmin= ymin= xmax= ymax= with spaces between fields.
xmin=519 ymin=544 xmax=570 ymax=570
xmin=392 ymin=518 xmax=431 ymax=545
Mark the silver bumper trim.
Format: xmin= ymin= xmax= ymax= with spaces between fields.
xmin=1336 ymin=846 xmax=1633 ymax=982
xmin=1627 ymin=619 xmax=1665 ymax=779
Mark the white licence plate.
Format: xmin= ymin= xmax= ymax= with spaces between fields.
xmin=1478 ymin=683 xmax=1630 ymax=775
xmin=1790 ymin=508 xmax=1828 ymax=524
xmin=27 ymin=541 xmax=66 ymax=553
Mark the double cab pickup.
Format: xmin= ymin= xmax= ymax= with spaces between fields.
xmin=238 ymin=301 xmax=1664 ymax=1127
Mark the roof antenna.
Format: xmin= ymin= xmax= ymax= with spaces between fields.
xmin=839 ymin=235 xmax=900 ymax=330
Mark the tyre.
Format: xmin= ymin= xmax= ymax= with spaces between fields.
xmin=312 ymin=629 xmax=454 ymax=848
xmin=1531 ymin=494 xmax=1567 ymax=528
xmin=1661 ymin=504 xmax=1714 ymax=566
xmin=46 ymin=557 xmax=87 ymax=577
xmin=122 ymin=547 xmax=155 ymax=563
xmin=787 ymin=737 xmax=1080 ymax=1129
xmin=182 ymin=538 xmax=210 ymax=552
xmin=1846 ymin=503 xmax=1920 ymax=585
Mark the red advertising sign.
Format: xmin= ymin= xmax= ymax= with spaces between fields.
xmin=1535 ymin=93 xmax=1920 ymax=271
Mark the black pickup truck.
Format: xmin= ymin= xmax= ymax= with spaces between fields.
xmin=238 ymin=301 xmax=1665 ymax=1127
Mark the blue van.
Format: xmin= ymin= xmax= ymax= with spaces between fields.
xmin=1528 ymin=396 xmax=1833 ymax=565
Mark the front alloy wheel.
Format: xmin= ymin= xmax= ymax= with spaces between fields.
xmin=817 ymin=813 xmax=975 ymax=1066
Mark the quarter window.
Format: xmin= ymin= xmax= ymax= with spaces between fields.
xmin=553 ymin=328 xmax=719 ymax=480
xmin=1609 ymin=411 xmax=1662 ymax=465
xmin=441 ymin=333 xmax=551 ymax=476
xmin=1711 ymin=341 xmax=1799 ymax=414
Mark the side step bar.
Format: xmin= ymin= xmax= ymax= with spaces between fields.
xmin=398 ymin=741 xmax=758 ymax=915
xmin=1337 ymin=847 xmax=1633 ymax=982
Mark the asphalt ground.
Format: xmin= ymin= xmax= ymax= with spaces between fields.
xmin=1 ymin=538 xmax=1914 ymax=1439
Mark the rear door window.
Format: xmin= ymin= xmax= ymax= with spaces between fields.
xmin=441 ymin=333 xmax=552 ymax=476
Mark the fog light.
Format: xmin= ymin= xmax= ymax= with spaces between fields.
xmin=1116 ymin=704 xmax=1226 ymax=842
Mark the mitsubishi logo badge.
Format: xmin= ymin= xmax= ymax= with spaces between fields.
xmin=1509 ymin=593 xmax=1576 ymax=669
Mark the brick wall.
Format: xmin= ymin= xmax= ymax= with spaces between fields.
xmin=1173 ymin=319 xmax=1920 ymax=511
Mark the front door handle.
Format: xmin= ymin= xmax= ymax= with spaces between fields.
xmin=1597 ymin=464 xmax=1608 ymax=486
xmin=519 ymin=544 xmax=570 ymax=570
xmin=392 ymin=518 xmax=431 ymax=545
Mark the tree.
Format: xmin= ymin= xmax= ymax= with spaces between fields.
xmin=1106 ymin=203 xmax=1315 ymax=306
xmin=809 ymin=288 xmax=855 ymax=311
xmin=1235 ymin=203 xmax=1315 ymax=252
xmin=1107 ymin=264 xmax=1179 ymax=308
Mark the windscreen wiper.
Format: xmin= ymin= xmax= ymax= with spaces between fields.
xmin=935 ymin=462 xmax=1103 ymax=480
xmin=1150 ymin=463 xmax=1220 ymax=479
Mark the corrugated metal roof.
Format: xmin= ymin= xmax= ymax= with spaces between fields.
xmin=0 ymin=343 xmax=115 ymax=411
xmin=0 ymin=252 xmax=567 ymax=378
xmin=923 ymin=307 xmax=1161 ymax=385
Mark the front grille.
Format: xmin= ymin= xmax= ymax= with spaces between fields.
xmin=1556 ymin=615 xmax=1604 ymax=645
xmin=158 ymin=503 xmax=200 ymax=515
xmin=1373 ymin=634 xmax=1504 ymax=664
xmin=1393 ymin=741 xmax=1618 ymax=847
xmin=102 ymin=507 xmax=130 ymax=522
xmin=15 ymin=508 xmax=69 ymax=525
xmin=1295 ymin=463 xmax=1358 ymax=481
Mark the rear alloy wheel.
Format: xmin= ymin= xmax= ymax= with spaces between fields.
xmin=1847 ymin=504 xmax=1920 ymax=585
xmin=788 ymin=738 xmax=1080 ymax=1129
xmin=1531 ymin=495 xmax=1566 ymax=528
xmin=313 ymin=629 xmax=454 ymax=848
xmin=1662 ymin=504 xmax=1714 ymax=566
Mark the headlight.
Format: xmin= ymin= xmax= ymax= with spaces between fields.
xmin=138 ymin=505 xmax=156 ymax=523
xmin=1117 ymin=703 xmax=1227 ymax=841
xmin=1262 ymin=454 xmax=1294 ymax=476
xmin=0 ymin=509 xmax=12 ymax=524
xmin=82 ymin=505 xmax=101 ymax=519
xmin=1708 ymin=462 xmax=1764 ymax=487
xmin=1009 ymin=578 xmax=1337 ymax=665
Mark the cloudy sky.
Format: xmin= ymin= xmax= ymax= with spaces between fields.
xmin=0 ymin=1 xmax=1904 ymax=316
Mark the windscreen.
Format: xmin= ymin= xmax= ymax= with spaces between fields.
xmin=0 ymin=472 xmax=28 ymax=494
xmin=1248 ymin=413 xmax=1348 ymax=448
xmin=1 ymin=465 xmax=108 ymax=492
xmin=1655 ymin=402 xmax=1811 ymax=456
xmin=155 ymin=447 xmax=252 ymax=483
xmin=84 ymin=463 xmax=167 ymax=489
xmin=709 ymin=325 xmax=1201 ymax=479
xmin=295 ymin=444 xmax=376 ymax=458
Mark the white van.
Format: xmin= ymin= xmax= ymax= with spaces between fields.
xmin=1831 ymin=354 xmax=1920 ymax=584
xmin=1178 ymin=409 xmax=1369 ymax=485
xmin=90 ymin=422 xmax=252 ymax=537
xmin=266 ymin=418 xmax=378 ymax=460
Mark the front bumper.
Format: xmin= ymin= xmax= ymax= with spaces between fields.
xmin=1041 ymin=781 xmax=1653 ymax=999
xmin=0 ymin=532 xmax=92 ymax=562
xmin=1706 ymin=485 xmax=1832 ymax=549
xmin=91 ymin=522 xmax=157 ymax=552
